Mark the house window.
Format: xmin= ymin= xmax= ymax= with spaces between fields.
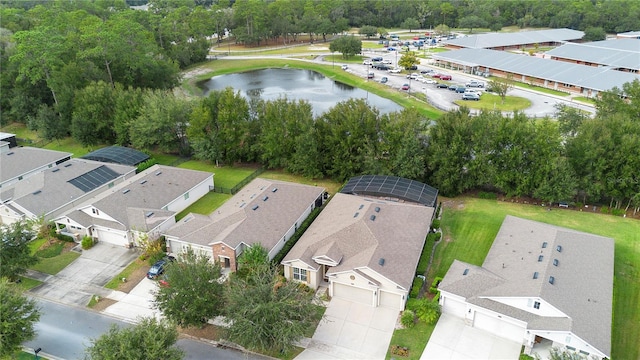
xmin=293 ymin=267 xmax=307 ymax=281
xmin=533 ymin=301 xmax=540 ymax=309
xmin=184 ymin=192 xmax=190 ymax=200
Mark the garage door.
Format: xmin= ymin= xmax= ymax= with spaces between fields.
xmin=379 ymin=290 xmax=403 ymax=310
xmin=473 ymin=311 xmax=525 ymax=343
xmin=95 ymin=228 xmax=128 ymax=247
xmin=441 ymin=296 xmax=467 ymax=317
xmin=332 ymin=282 xmax=374 ymax=306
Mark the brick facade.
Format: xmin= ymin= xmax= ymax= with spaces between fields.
xmin=211 ymin=243 xmax=237 ymax=271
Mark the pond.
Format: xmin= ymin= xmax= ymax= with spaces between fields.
xmin=198 ymin=68 xmax=403 ymax=116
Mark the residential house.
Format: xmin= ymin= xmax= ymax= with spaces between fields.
xmin=53 ymin=165 xmax=213 ymax=247
xmin=164 ymin=178 xmax=325 ymax=271
xmin=0 ymin=159 xmax=135 ymax=226
xmin=282 ymin=175 xmax=438 ymax=311
xmin=0 ymin=143 xmax=71 ymax=189
xmin=438 ymin=216 xmax=613 ymax=359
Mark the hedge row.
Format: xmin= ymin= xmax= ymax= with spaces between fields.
xmin=410 ymin=276 xmax=424 ymax=298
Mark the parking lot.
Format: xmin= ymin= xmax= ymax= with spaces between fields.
xmin=343 ymin=49 xmax=596 ymax=117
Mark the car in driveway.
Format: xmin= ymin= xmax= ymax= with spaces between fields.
xmin=462 ymin=93 xmax=480 ymax=101
xmin=147 ymin=256 xmax=175 ymax=279
xmin=402 ymin=83 xmax=410 ymax=90
xmin=440 ymin=74 xmax=452 ymax=80
xmin=435 ymin=83 xmax=449 ymax=88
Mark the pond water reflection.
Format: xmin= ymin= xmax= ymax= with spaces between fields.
xmin=198 ymin=68 xmax=403 ymax=116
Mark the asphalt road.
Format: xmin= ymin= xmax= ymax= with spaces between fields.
xmin=24 ymin=298 xmax=269 ymax=360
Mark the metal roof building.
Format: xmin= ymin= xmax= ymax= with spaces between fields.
xmin=545 ymin=39 xmax=640 ymax=72
xmin=432 ymin=48 xmax=640 ymax=96
xmin=444 ymin=28 xmax=584 ymax=50
xmin=81 ymin=146 xmax=150 ymax=166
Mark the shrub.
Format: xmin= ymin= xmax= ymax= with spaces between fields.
xmin=431 ymin=276 xmax=443 ymax=288
xmin=434 ymin=232 xmax=442 ymax=241
xmin=136 ymin=158 xmax=158 ymax=173
xmin=600 ymin=206 xmax=610 ymax=214
xmin=431 ymin=219 xmax=441 ymax=230
xmin=406 ymin=298 xmax=420 ymax=311
xmin=478 ymin=191 xmax=497 ymax=200
xmin=81 ymin=236 xmax=95 ymax=250
xmin=612 ymin=208 xmax=626 ymax=216
xmin=400 ymin=310 xmax=416 ymax=328
xmin=390 ymin=345 xmax=409 ymax=357
xmin=410 ymin=276 xmax=424 ymax=298
xmin=415 ymin=243 xmax=431 ymax=276
xmin=35 ymin=242 xmax=64 ymax=258
xmin=55 ymin=233 xmax=75 ymax=242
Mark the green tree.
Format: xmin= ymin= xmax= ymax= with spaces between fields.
xmin=329 ymin=35 xmax=362 ymax=59
xmin=358 ymin=25 xmax=378 ymax=39
xmin=439 ymin=2 xmax=455 ymax=27
xmin=0 ymin=221 xmax=38 ymax=281
xmin=85 ymin=317 xmax=183 ymax=360
xmin=224 ymin=265 xmax=320 ymax=353
xmin=401 ymin=17 xmax=420 ymax=32
xmin=398 ymin=51 xmax=418 ymax=70
xmin=582 ymin=26 xmax=606 ymax=41
xmin=0 ymin=278 xmax=41 ymax=358
xmin=286 ymin=114 xmax=323 ymax=179
xmin=458 ymin=15 xmax=488 ymax=34
xmin=489 ymin=74 xmax=514 ymax=104
xmin=71 ymin=81 xmax=117 ymax=146
xmin=415 ymin=298 xmax=441 ymax=325
xmin=154 ymin=248 xmax=224 ymax=328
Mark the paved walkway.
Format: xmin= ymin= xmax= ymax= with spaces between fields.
xmin=103 ymin=277 xmax=161 ymax=322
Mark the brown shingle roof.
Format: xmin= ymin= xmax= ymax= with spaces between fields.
xmin=283 ymin=193 xmax=434 ymax=290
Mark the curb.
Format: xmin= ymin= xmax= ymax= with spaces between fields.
xmin=23 ymin=346 xmax=66 ymax=360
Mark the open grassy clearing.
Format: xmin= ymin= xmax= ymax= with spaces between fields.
xmin=454 ymin=92 xmax=532 ymax=111
xmin=429 ymin=197 xmax=639 ymax=360
xmin=182 ymin=58 xmax=443 ymax=119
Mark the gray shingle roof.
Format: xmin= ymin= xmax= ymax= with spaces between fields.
xmin=164 ymin=178 xmax=325 ymax=254
xmin=1 ymin=159 xmax=135 ymax=219
xmin=432 ymin=48 xmax=640 ymax=93
xmin=439 ymin=216 xmax=613 ymax=357
xmin=444 ymin=28 xmax=584 ymax=49
xmin=65 ymin=165 xmax=212 ymax=230
xmin=0 ymin=147 xmax=71 ymax=185
xmin=545 ymin=39 xmax=640 ymax=70
xmin=283 ymin=192 xmax=434 ymax=290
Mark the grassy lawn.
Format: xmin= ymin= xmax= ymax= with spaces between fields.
xmin=105 ymin=258 xmax=146 ymax=290
xmin=486 ymin=76 xmax=570 ymax=97
xmin=454 ymin=93 xmax=532 ymax=111
xmin=175 ymin=192 xmax=231 ymax=220
xmin=43 ymin=137 xmax=103 ymax=157
xmin=0 ymin=122 xmax=37 ymax=140
xmin=29 ymin=238 xmax=48 ymax=254
xmin=262 ymin=170 xmax=343 ymax=194
xmin=428 ymin=197 xmax=640 ymax=360
xmin=573 ymin=96 xmax=596 ymax=105
xmin=16 ymin=276 xmax=43 ymax=291
xmin=386 ymin=321 xmax=436 ymax=360
xmin=16 ymin=351 xmax=49 ymax=360
xmin=177 ymin=161 xmax=259 ymax=189
xmin=30 ymin=252 xmax=80 ymax=275
xmin=182 ymin=58 xmax=443 ymax=120
xmin=148 ymin=151 xmax=181 ymax=166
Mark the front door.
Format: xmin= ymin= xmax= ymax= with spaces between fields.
xmin=224 ymin=257 xmax=230 ymax=268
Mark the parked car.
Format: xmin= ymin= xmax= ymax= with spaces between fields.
xmin=455 ymin=86 xmax=466 ymax=93
xmin=466 ymin=80 xmax=485 ymax=88
xmin=376 ymin=64 xmax=390 ymax=70
xmin=367 ymin=72 xmax=375 ymax=79
xmin=432 ymin=73 xmax=443 ymax=78
xmin=372 ymin=56 xmax=383 ymax=62
xmin=387 ymin=47 xmax=396 ymax=51
xmin=421 ymin=78 xmax=436 ymax=84
xmin=462 ymin=93 xmax=481 ymax=101
xmin=389 ymin=68 xmax=402 ymax=73
xmin=405 ymin=65 xmax=418 ymax=70
xmin=420 ymin=69 xmax=434 ymax=74
xmin=402 ymin=83 xmax=410 ymax=90
xmin=407 ymin=73 xmax=419 ymax=80
xmin=464 ymin=88 xmax=482 ymax=95
xmin=341 ymin=64 xmax=348 ymax=70
xmin=146 ymin=256 xmax=175 ymax=280
xmin=380 ymin=76 xmax=388 ymax=84
xmin=435 ymin=83 xmax=449 ymax=88
xmin=448 ymin=84 xmax=458 ymax=91
xmin=363 ymin=60 xmax=372 ymax=65
xmin=440 ymin=75 xmax=452 ymax=80
xmin=383 ymin=59 xmax=392 ymax=65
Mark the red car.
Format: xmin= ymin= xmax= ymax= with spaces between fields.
xmin=402 ymin=84 xmax=410 ymax=90
xmin=432 ymin=73 xmax=442 ymax=78
xmin=440 ymin=75 xmax=452 ymax=80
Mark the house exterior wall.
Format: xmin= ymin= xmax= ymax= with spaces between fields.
xmin=211 ymin=242 xmax=237 ymax=271
xmin=165 ymin=237 xmax=214 ymax=260
xmin=163 ymin=176 xmax=213 ymax=213
xmin=283 ymin=260 xmax=320 ymax=289
xmin=92 ymin=225 xmax=130 ymax=246
xmin=526 ymin=331 xmax=607 ymax=359
xmin=488 ymin=296 xmax=567 ymax=317
xmin=0 ymin=204 xmax=26 ymax=225
xmin=329 ymin=269 xmax=407 ymax=310
xmin=439 ymin=291 xmax=468 ymax=318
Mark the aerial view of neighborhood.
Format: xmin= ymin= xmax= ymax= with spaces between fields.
xmin=1 ymin=0 xmax=639 ymax=359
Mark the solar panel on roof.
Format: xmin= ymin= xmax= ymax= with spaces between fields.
xmin=68 ymin=165 xmax=121 ymax=193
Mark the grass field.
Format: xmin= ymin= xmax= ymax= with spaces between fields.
xmin=454 ymin=93 xmax=532 ymax=111
xmin=428 ymin=197 xmax=640 ymax=360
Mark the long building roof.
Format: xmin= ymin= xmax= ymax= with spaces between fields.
xmin=444 ymin=28 xmax=584 ymax=49
xmin=0 ymin=147 xmax=71 ymax=186
xmin=545 ymin=39 xmax=640 ymax=70
xmin=432 ymin=48 xmax=640 ymax=93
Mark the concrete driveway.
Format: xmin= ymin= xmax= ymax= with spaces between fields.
xmin=103 ymin=277 xmax=161 ymax=322
xmin=30 ymin=242 xmax=139 ymax=306
xmin=296 ymin=298 xmax=398 ymax=360
xmin=421 ymin=313 xmax=521 ymax=360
